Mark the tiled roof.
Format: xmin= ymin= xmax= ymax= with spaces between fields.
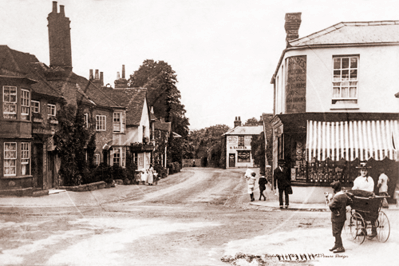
xmin=290 ymin=21 xmax=399 ymax=47
xmin=0 ymin=46 xmax=63 ymax=99
xmin=74 ymin=76 xmax=121 ymax=108
xmin=101 ymin=87 xmax=148 ymax=126
xmin=224 ymin=125 xmax=263 ymax=135
xmin=154 ymin=120 xmax=171 ymax=132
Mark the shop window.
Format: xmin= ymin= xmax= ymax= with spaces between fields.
xmin=47 ymin=104 xmax=56 ymax=117
xmin=96 ymin=115 xmax=106 ymax=131
xmin=21 ymin=142 xmax=30 ymax=175
xmin=4 ymin=142 xmax=17 ymax=176
xmin=332 ymin=55 xmax=358 ymax=104
xmin=31 ymin=100 xmax=40 ymax=113
xmin=237 ymin=151 xmax=250 ymax=162
xmin=3 ymin=86 xmax=17 ymax=119
xmin=238 ymin=136 xmax=244 ymax=146
xmin=21 ymin=90 xmax=30 ymax=120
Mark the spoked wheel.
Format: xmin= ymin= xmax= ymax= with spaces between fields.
xmin=349 ymin=212 xmax=366 ymax=244
xmin=344 ymin=208 xmax=353 ymax=239
xmin=376 ymin=211 xmax=390 ymax=242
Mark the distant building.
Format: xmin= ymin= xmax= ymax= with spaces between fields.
xmin=224 ymin=116 xmax=263 ymax=168
xmin=271 ymin=13 xmax=399 ymax=203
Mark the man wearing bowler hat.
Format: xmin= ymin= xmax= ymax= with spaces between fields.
xmin=274 ymin=159 xmax=291 ymax=209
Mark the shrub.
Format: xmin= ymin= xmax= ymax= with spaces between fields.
xmin=92 ymin=163 xmax=113 ymax=184
xmin=154 ymin=164 xmax=167 ymax=178
xmin=111 ymin=164 xmax=127 ymax=180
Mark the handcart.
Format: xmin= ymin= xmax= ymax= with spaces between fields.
xmin=344 ymin=193 xmax=390 ymax=244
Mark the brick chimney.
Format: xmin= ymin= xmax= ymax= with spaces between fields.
xmin=47 ymin=1 xmax=72 ymax=71
xmin=234 ymin=116 xmax=242 ymax=128
xmin=114 ymin=65 xmax=128 ymax=89
xmin=91 ymin=69 xmax=104 ymax=87
xmin=284 ymin=12 xmax=301 ymax=47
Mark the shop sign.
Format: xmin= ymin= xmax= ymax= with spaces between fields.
xmin=229 ymin=146 xmax=249 ymax=150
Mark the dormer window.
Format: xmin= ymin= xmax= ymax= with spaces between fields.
xmin=113 ymin=112 xmax=125 ymax=133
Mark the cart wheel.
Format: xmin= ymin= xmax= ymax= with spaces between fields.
xmin=343 ymin=208 xmax=353 ymax=239
xmin=349 ymin=212 xmax=366 ymax=244
xmin=376 ymin=211 xmax=390 ymax=243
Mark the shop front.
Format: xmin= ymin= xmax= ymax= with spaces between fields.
xmin=272 ymin=113 xmax=399 ymax=203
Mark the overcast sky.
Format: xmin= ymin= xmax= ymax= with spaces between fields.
xmin=1 ymin=0 xmax=399 ymax=130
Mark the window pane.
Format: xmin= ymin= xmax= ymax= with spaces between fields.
xmin=333 ymin=58 xmax=341 ymax=69
xmin=333 ymin=87 xmax=340 ymax=98
xmin=342 ymin=58 xmax=349 ymax=69
xmin=342 ymin=70 xmax=349 ymax=79
xmin=350 ymin=69 xmax=357 ymax=79
xmin=350 ymin=58 xmax=357 ymax=68
xmin=349 ymin=87 xmax=357 ymax=98
xmin=333 ymin=70 xmax=341 ymax=79
xmin=341 ymin=87 xmax=349 ymax=98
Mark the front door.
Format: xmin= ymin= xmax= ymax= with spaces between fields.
xmin=33 ymin=144 xmax=43 ymax=189
xmin=229 ymin=154 xmax=236 ymax=168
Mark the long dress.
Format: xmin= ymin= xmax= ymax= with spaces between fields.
xmin=147 ymin=167 xmax=154 ymax=185
xmin=141 ymin=171 xmax=148 ymax=183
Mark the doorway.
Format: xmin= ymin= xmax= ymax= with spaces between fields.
xmin=229 ymin=154 xmax=236 ymax=168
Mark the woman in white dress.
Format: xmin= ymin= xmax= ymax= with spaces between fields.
xmin=147 ymin=164 xmax=154 ymax=186
xmin=141 ymin=169 xmax=148 ymax=185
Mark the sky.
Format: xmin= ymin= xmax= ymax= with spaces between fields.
xmin=1 ymin=0 xmax=399 ymax=130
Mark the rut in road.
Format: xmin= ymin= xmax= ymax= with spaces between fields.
xmin=130 ymin=168 xmax=249 ymax=206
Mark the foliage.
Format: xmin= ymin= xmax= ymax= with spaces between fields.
xmin=251 ymin=133 xmax=266 ymax=175
xmin=186 ymin=124 xmax=230 ymax=168
xmin=244 ymin=117 xmax=262 ymax=126
xmin=153 ymin=129 xmax=169 ymax=165
xmin=92 ymin=163 xmax=113 ymax=184
xmin=167 ymin=162 xmax=181 ymax=175
xmin=154 ymin=164 xmax=167 ymax=178
xmin=129 ymin=59 xmax=189 ymax=165
xmin=54 ymin=104 xmax=92 ymax=186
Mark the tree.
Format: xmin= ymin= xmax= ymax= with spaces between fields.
xmin=244 ymin=117 xmax=262 ymax=126
xmin=251 ymin=133 xmax=265 ymax=174
xmin=129 ymin=60 xmax=189 ymax=163
xmin=53 ymin=104 xmax=92 ymax=186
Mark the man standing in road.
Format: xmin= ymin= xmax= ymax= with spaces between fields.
xmin=273 ymin=160 xmax=291 ymax=209
xmin=329 ymin=181 xmax=350 ymax=253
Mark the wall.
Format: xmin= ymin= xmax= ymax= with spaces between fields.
xmin=274 ymin=45 xmax=399 ymax=114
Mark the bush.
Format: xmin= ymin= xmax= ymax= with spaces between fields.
xmin=167 ymin=162 xmax=181 ymax=175
xmin=92 ymin=163 xmax=113 ymax=184
xmin=154 ymin=164 xmax=167 ymax=178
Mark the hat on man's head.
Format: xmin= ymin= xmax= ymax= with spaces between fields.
xmin=331 ymin=181 xmax=341 ymax=191
xmin=356 ymin=162 xmax=371 ymax=169
xmin=251 ymin=172 xmax=256 ymax=177
xmin=278 ymin=159 xmax=285 ymax=165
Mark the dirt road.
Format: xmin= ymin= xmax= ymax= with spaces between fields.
xmin=0 ymin=168 xmax=397 ymax=265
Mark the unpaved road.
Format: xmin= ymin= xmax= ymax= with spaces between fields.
xmin=0 ymin=168 xmax=398 ymax=265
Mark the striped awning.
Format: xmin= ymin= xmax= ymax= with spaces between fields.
xmin=306 ymin=120 xmax=399 ymax=162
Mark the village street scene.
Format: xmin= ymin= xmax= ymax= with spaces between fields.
xmin=1 ymin=0 xmax=399 ymax=265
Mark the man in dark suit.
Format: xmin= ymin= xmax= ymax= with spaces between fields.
xmin=329 ymin=181 xmax=351 ymax=253
xmin=273 ymin=160 xmax=291 ymax=209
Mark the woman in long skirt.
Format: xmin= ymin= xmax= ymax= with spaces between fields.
xmin=147 ymin=164 xmax=154 ymax=186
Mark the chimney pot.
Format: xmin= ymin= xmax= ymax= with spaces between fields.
xmin=89 ymin=69 xmax=93 ymax=80
xmin=117 ymin=72 xmax=120 ymax=79
xmin=100 ymin=72 xmax=104 ymax=86
xmin=60 ymin=5 xmax=65 ymax=16
xmin=95 ymin=69 xmax=99 ymax=79
xmin=122 ymin=65 xmax=125 ymax=79
xmin=52 ymin=1 xmax=57 ymax=13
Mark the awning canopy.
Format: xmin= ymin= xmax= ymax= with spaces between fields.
xmin=307 ymin=120 xmax=399 ymax=162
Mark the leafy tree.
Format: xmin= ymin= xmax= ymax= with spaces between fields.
xmin=244 ymin=117 xmax=262 ymax=126
xmin=54 ymin=104 xmax=91 ymax=186
xmin=251 ymin=133 xmax=266 ymax=174
xmin=129 ymin=59 xmax=189 ymax=163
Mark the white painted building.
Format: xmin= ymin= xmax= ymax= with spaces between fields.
xmin=271 ymin=13 xmax=399 ymax=203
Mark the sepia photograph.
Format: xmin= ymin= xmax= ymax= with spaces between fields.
xmin=0 ymin=0 xmax=398 ymax=265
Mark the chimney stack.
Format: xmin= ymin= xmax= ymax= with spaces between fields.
xmin=122 ymin=65 xmax=125 ymax=79
xmin=234 ymin=116 xmax=242 ymax=128
xmin=95 ymin=69 xmax=99 ymax=79
xmin=284 ymin=12 xmax=301 ymax=47
xmin=100 ymin=72 xmax=104 ymax=86
xmin=114 ymin=65 xmax=128 ymax=89
xmin=89 ymin=69 xmax=93 ymax=80
xmin=47 ymin=1 xmax=72 ymax=71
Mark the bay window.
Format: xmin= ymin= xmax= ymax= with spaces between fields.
xmin=4 ymin=142 xmax=17 ymax=176
xmin=21 ymin=90 xmax=30 ymax=120
xmin=3 ymin=86 xmax=17 ymax=119
xmin=21 ymin=142 xmax=30 ymax=175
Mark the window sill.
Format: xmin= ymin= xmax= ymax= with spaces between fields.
xmin=330 ymin=104 xmax=359 ymax=110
